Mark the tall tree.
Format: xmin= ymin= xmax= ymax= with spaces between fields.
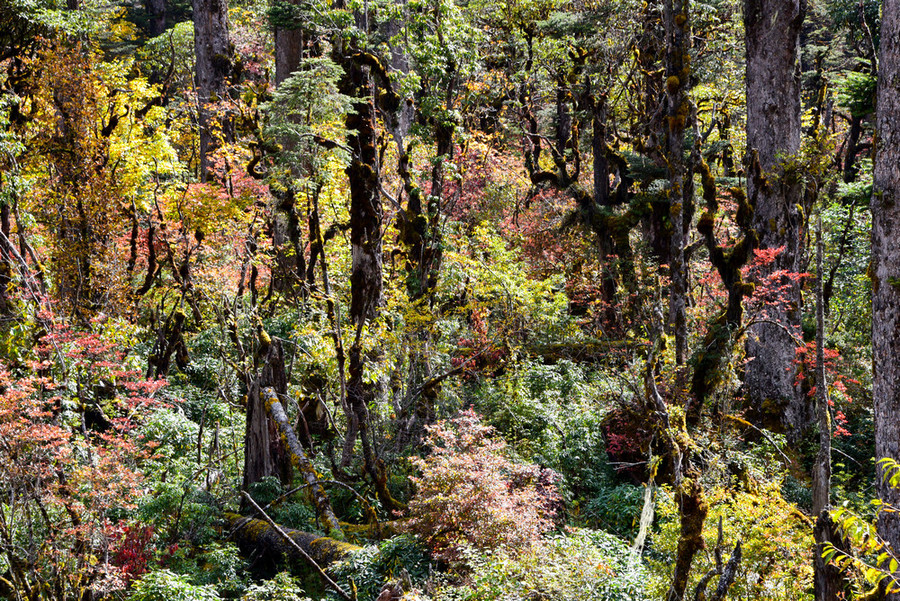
xmin=812 ymin=214 xmax=843 ymax=601
xmin=192 ymin=0 xmax=232 ymax=181
xmin=743 ymin=0 xmax=807 ymax=437
xmin=872 ymin=0 xmax=900 ymax=594
xmin=333 ymin=20 xmax=388 ymax=506
xmin=661 ymin=2 xmax=709 ymax=599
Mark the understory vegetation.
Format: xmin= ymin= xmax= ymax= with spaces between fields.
xmin=0 ymin=0 xmax=896 ymax=599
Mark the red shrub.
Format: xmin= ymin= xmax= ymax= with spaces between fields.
xmin=404 ymin=410 xmax=559 ymax=562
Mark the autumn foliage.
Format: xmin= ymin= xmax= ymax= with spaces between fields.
xmin=404 ymin=410 xmax=559 ymax=562
xmin=0 ymin=313 xmax=164 ymax=599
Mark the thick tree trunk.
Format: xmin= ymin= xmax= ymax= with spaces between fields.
xmin=666 ymin=475 xmax=708 ymax=601
xmin=664 ymin=0 xmax=691 ymax=376
xmin=243 ymin=380 xmax=282 ymax=490
xmin=146 ymin=0 xmax=167 ymax=36
xmin=872 ymin=0 xmax=900 ymax=596
xmin=242 ymin=338 xmax=293 ymax=498
xmin=192 ymin=0 xmax=232 ymax=181
xmin=274 ymin=22 xmax=301 ymax=86
xmin=743 ymin=0 xmax=807 ymax=438
xmin=587 ymin=92 xmax=619 ymax=328
xmin=342 ymin=56 xmax=383 ymax=325
xmin=334 ymin=41 xmax=386 ymax=508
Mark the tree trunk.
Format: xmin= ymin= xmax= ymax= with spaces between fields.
xmin=270 ymin=189 xmax=308 ymax=300
xmin=0 ymin=202 xmax=13 ymax=315
xmin=341 ymin=53 xmax=383 ymax=325
xmin=334 ymin=37 xmax=385 ymax=504
xmin=192 ymin=0 xmax=232 ymax=182
xmin=242 ymin=338 xmax=293 ymax=499
xmin=664 ymin=0 xmax=691 ymax=376
xmin=743 ymin=0 xmax=807 ymax=439
xmin=146 ymin=0 xmax=167 ymax=36
xmin=274 ymin=18 xmax=301 ymax=86
xmin=261 ymin=387 xmax=343 ymax=536
xmin=243 ymin=380 xmax=282 ymax=491
xmin=811 ymin=215 xmax=830 ymax=518
xmin=872 ymin=0 xmax=900 ymax=596
xmin=812 ymin=215 xmax=844 ymax=601
xmin=556 ymin=79 xmax=571 ymax=159
xmin=592 ymin=94 xmax=610 ymax=208
xmin=842 ymin=114 xmax=864 ymax=183
xmin=666 ymin=474 xmax=708 ymax=601
xmin=588 ymin=91 xmax=619 ymax=328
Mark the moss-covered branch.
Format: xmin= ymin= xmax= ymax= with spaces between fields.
xmin=262 ymin=387 xmax=343 ymax=537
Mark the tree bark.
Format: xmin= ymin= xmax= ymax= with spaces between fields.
xmin=664 ymin=0 xmax=691 ymax=377
xmin=274 ymin=18 xmax=301 ymax=86
xmin=811 ymin=215 xmax=845 ymax=601
xmin=743 ymin=0 xmax=807 ymax=439
xmin=813 ymin=511 xmax=848 ymax=601
xmin=0 ymin=202 xmax=13 ymax=315
xmin=242 ymin=338 xmax=293 ymax=499
xmin=192 ymin=0 xmax=232 ymax=181
xmin=556 ymin=79 xmax=571 ymax=160
xmin=872 ymin=0 xmax=900 ymax=596
xmin=811 ymin=215 xmax=830 ymax=518
xmin=146 ymin=0 xmax=167 ymax=36
xmin=342 ymin=57 xmax=383 ymax=325
xmin=667 ymin=475 xmax=708 ymax=601
xmin=842 ymin=114 xmax=864 ymax=183
xmin=334 ymin=39 xmax=387 ymax=508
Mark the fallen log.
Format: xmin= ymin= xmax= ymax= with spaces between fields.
xmin=240 ymin=493 xmax=354 ymax=600
xmin=225 ymin=512 xmax=360 ymax=570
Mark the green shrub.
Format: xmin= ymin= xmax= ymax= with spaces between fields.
xmin=128 ymin=569 xmax=220 ymax=601
xmin=192 ymin=542 xmax=248 ymax=594
xmin=330 ymin=535 xmax=431 ymax=600
xmin=582 ymin=483 xmax=645 ymax=538
xmin=436 ymin=529 xmax=649 ymax=601
xmin=242 ymin=572 xmax=311 ymax=601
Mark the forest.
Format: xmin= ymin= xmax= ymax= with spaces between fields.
xmin=0 ymin=0 xmax=899 ymax=598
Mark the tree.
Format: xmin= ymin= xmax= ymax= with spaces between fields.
xmin=661 ymin=1 xmax=708 ymax=599
xmin=872 ymin=0 xmax=900 ymax=595
xmin=743 ymin=0 xmax=807 ymax=438
xmin=192 ymin=0 xmax=233 ymax=181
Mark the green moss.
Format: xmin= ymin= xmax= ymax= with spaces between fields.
xmin=666 ymin=75 xmax=680 ymax=94
xmin=697 ymin=211 xmax=715 ymax=235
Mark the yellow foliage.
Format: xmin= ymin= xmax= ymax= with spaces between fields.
xmin=650 ymin=483 xmax=814 ymax=600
